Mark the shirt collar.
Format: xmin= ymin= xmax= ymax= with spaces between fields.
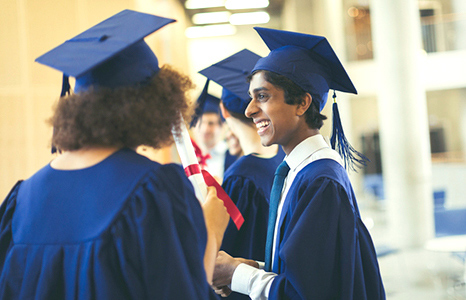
xmin=284 ymin=134 xmax=329 ymax=172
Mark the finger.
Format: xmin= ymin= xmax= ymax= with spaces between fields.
xmin=206 ymin=185 xmax=217 ymax=196
xmin=214 ymin=289 xmax=223 ymax=295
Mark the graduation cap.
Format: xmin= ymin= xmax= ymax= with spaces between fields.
xmin=35 ymin=10 xmax=176 ymax=153
xmin=35 ymin=9 xmax=176 ymax=95
xmin=252 ymin=27 xmax=367 ymax=170
xmin=198 ymin=49 xmax=262 ymax=115
xmin=252 ymin=27 xmax=357 ymax=111
xmin=203 ymin=93 xmax=222 ymax=115
xmin=189 ymin=80 xmax=224 ymax=127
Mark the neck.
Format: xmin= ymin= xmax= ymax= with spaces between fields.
xmin=282 ymin=128 xmax=320 ymax=155
xmin=50 ymin=147 xmax=121 ymax=170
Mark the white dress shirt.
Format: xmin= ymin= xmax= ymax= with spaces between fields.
xmin=230 ymin=134 xmax=343 ymax=300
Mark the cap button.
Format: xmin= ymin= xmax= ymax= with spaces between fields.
xmin=99 ymin=35 xmax=109 ymax=42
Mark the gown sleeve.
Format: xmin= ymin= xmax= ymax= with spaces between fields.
xmin=221 ymin=175 xmax=269 ymax=262
xmin=0 ymin=181 xmax=22 ymax=272
xmin=269 ymin=176 xmax=384 ymax=300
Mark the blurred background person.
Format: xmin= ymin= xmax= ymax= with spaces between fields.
xmin=226 ymin=129 xmax=243 ymax=158
xmin=192 ymin=87 xmax=239 ymax=181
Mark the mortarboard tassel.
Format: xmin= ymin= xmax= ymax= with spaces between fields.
xmin=60 ymin=74 xmax=71 ymax=97
xmin=189 ymin=79 xmax=210 ymax=128
xmin=330 ymin=91 xmax=369 ymax=171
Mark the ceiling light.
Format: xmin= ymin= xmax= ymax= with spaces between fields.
xmin=185 ymin=24 xmax=237 ymax=38
xmin=192 ymin=11 xmax=231 ymax=25
xmin=185 ymin=0 xmax=225 ymax=9
xmin=225 ymin=0 xmax=269 ymax=9
xmin=229 ymin=11 xmax=270 ymax=25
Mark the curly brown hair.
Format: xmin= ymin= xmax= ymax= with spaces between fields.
xmin=49 ymin=65 xmax=195 ymax=151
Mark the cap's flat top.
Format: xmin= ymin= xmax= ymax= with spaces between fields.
xmin=35 ymin=10 xmax=175 ymax=78
xmin=199 ymin=49 xmax=261 ymax=101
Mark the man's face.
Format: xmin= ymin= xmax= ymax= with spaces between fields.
xmin=195 ymin=112 xmax=223 ymax=150
xmin=245 ymin=71 xmax=304 ymax=154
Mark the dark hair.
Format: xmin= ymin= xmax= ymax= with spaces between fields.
xmin=223 ymin=104 xmax=254 ymax=125
xmin=248 ymin=70 xmax=327 ymax=129
xmin=49 ymin=65 xmax=194 ymax=151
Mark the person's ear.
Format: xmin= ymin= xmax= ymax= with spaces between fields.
xmin=219 ymin=102 xmax=230 ymax=119
xmin=296 ymin=93 xmax=312 ymax=116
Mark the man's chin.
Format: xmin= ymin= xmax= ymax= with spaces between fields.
xmin=260 ymin=137 xmax=274 ymax=148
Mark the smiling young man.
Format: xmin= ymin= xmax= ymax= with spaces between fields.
xmin=212 ymin=28 xmax=385 ymax=300
xmin=247 ymin=71 xmax=319 ymax=154
xmin=199 ymin=49 xmax=286 ymax=300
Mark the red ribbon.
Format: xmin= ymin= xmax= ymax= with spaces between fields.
xmin=191 ymin=138 xmax=211 ymax=168
xmin=202 ymin=170 xmax=244 ymax=230
xmin=183 ymin=164 xmax=244 ymax=230
xmin=185 ymin=164 xmax=202 ymax=177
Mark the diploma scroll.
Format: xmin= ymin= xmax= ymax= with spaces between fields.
xmin=172 ymin=117 xmax=208 ymax=203
xmin=172 ymin=116 xmax=244 ymax=229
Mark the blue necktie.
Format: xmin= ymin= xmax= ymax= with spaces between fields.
xmin=264 ymin=161 xmax=290 ymax=272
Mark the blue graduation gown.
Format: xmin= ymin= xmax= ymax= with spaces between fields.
xmin=220 ymin=149 xmax=285 ymax=300
xmin=0 ymin=149 xmax=215 ymax=300
xmin=270 ymin=159 xmax=385 ymax=300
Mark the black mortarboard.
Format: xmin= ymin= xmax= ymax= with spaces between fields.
xmin=35 ymin=9 xmax=176 ymax=94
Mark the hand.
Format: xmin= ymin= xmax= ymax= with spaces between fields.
xmin=236 ymin=257 xmax=259 ymax=269
xmin=212 ymin=251 xmax=241 ymax=288
xmin=203 ymin=186 xmax=230 ymax=242
xmin=213 ymin=285 xmax=232 ymax=297
xmin=202 ymin=187 xmax=230 ymax=285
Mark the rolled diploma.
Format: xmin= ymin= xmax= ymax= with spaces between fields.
xmin=172 ymin=117 xmax=208 ymax=203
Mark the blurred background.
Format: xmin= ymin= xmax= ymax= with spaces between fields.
xmin=1 ymin=0 xmax=466 ymax=299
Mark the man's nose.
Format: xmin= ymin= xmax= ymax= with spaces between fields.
xmin=245 ymin=99 xmax=257 ymax=118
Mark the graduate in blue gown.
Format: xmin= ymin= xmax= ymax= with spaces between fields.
xmin=198 ymin=49 xmax=285 ymax=300
xmin=0 ymin=10 xmax=229 ymax=300
xmin=212 ymin=28 xmax=385 ymax=299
